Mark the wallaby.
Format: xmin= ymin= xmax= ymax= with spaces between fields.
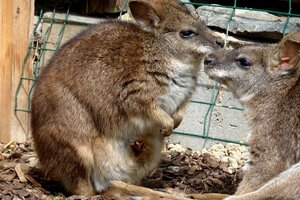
xmin=31 ymin=0 xmax=224 ymax=196
xmin=204 ymin=29 xmax=300 ymax=200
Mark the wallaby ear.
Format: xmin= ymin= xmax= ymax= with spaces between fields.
xmin=183 ymin=2 xmax=199 ymax=19
xmin=129 ymin=1 xmax=160 ymax=29
xmin=276 ymin=30 xmax=300 ymax=72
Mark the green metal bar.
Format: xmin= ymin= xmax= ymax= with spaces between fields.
xmin=202 ymin=84 xmax=219 ymax=137
xmin=190 ymin=100 xmax=243 ymax=111
xmin=29 ymin=47 xmax=57 ymax=52
xmin=180 ymin=1 xmax=300 ymax=17
xmin=15 ymin=108 xmax=31 ymax=113
xmin=26 ymin=82 xmax=36 ymax=112
xmin=224 ymin=0 xmax=237 ymax=45
xmin=21 ymin=77 xmax=35 ymax=81
xmin=173 ymin=131 xmax=248 ymax=146
xmin=120 ymin=0 xmax=129 ymax=16
xmin=56 ymin=2 xmax=72 ymax=49
xmin=282 ymin=0 xmax=292 ymax=34
xmin=39 ymin=17 xmax=91 ymax=25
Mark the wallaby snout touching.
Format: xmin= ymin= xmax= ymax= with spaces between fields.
xmin=204 ymin=29 xmax=300 ymax=200
xmin=31 ymin=0 xmax=223 ymax=195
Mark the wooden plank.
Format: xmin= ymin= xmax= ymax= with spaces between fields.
xmin=10 ymin=0 xmax=34 ymax=142
xmin=0 ymin=0 xmax=13 ymax=143
xmin=0 ymin=0 xmax=34 ymax=143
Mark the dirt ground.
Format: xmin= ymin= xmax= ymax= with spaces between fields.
xmin=0 ymin=141 xmax=244 ymax=200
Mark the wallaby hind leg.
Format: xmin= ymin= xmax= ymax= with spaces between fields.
xmin=32 ymin=125 xmax=95 ymax=195
xmin=225 ymin=162 xmax=300 ymax=200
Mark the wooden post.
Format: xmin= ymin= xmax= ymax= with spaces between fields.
xmin=0 ymin=0 xmax=34 ymax=143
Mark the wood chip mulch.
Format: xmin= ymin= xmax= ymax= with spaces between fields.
xmin=0 ymin=141 xmax=244 ymax=199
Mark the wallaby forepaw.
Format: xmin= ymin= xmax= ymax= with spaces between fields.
xmin=160 ymin=127 xmax=173 ymax=137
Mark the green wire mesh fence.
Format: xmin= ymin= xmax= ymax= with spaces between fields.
xmin=15 ymin=3 xmax=73 ymax=113
xmin=15 ymin=0 xmax=300 ymax=146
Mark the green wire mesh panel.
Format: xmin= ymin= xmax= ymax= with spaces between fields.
xmin=15 ymin=0 xmax=300 ymax=146
xmin=15 ymin=3 xmax=73 ymax=113
xmin=15 ymin=2 xmax=93 ymax=113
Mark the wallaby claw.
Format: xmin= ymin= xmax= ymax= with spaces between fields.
xmin=131 ymin=141 xmax=146 ymax=157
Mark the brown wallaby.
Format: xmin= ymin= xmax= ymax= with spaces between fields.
xmin=31 ymin=0 xmax=224 ymax=196
xmin=204 ymin=29 xmax=300 ymax=200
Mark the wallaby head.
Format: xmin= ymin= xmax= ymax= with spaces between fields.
xmin=204 ymin=29 xmax=300 ymax=102
xmin=129 ymin=0 xmax=224 ymax=62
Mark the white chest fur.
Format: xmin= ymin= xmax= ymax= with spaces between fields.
xmin=159 ymin=58 xmax=199 ymax=115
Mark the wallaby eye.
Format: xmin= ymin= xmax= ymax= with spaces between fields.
xmin=179 ymin=29 xmax=196 ymax=39
xmin=236 ymin=57 xmax=252 ymax=70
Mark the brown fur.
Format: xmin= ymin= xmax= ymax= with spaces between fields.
xmin=31 ymin=0 xmax=223 ymax=195
xmin=204 ymin=29 xmax=300 ymax=200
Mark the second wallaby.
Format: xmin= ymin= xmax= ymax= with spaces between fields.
xmin=204 ymin=29 xmax=300 ymax=200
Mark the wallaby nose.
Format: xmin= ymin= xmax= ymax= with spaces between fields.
xmin=204 ymin=54 xmax=216 ymax=65
xmin=215 ymin=39 xmax=225 ymax=48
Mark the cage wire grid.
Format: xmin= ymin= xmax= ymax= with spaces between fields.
xmin=15 ymin=0 xmax=300 ymax=146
